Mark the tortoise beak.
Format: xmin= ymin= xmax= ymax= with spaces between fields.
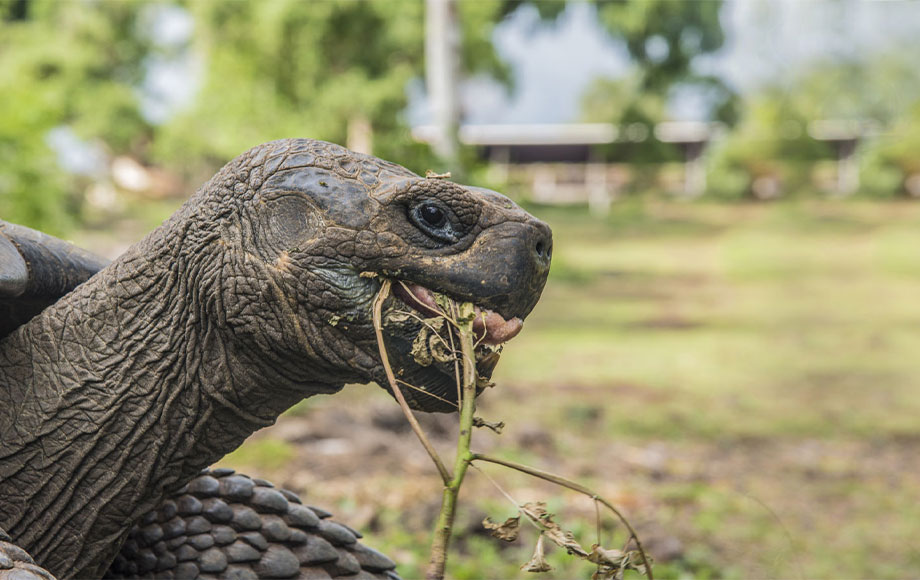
xmin=395 ymin=216 xmax=553 ymax=322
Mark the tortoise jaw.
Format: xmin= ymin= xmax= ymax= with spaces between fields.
xmin=369 ymin=277 xmax=512 ymax=413
xmin=390 ymin=280 xmax=523 ymax=346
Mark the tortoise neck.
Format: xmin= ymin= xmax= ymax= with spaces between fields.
xmin=0 ymin=224 xmax=335 ymax=578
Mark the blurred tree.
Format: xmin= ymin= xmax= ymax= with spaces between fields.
xmin=0 ymin=0 xmax=152 ymax=233
xmin=789 ymin=53 xmax=920 ymax=126
xmin=706 ymin=90 xmax=830 ymax=199
xmin=708 ymin=49 xmax=920 ymax=199
xmin=575 ymin=1 xmax=735 ymax=162
xmin=154 ymin=1 xmax=527 ymax=180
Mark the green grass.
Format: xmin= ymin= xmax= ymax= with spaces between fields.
xmin=498 ymin=199 xmax=920 ymax=440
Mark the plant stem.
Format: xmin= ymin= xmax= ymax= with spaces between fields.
xmin=471 ymin=453 xmax=654 ymax=580
xmin=372 ymin=279 xmax=451 ymax=484
xmin=426 ymin=306 xmax=477 ymax=580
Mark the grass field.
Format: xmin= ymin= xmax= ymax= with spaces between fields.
xmin=81 ymin=197 xmax=920 ymax=578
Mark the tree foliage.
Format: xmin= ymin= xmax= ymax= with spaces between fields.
xmin=154 ymin=1 xmax=531 ymax=180
xmin=579 ymin=0 xmax=735 ymax=128
xmin=0 ymin=0 xmax=151 ymax=232
xmin=153 ymin=1 xmax=429 ymax=178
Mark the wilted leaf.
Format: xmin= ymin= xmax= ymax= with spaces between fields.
xmin=591 ymin=568 xmax=616 ymax=580
xmin=384 ymin=311 xmax=413 ymax=326
xmin=433 ymin=292 xmax=453 ymax=314
xmin=587 ymin=545 xmax=626 ymax=567
xmin=520 ymin=501 xmax=550 ymax=521
xmin=409 ymin=317 xmax=447 ymax=367
xmin=623 ymin=550 xmax=651 ymax=576
xmin=429 ymin=331 xmax=455 ymax=364
xmin=410 ymin=327 xmax=433 ymax=366
xmin=521 ymin=533 xmax=553 ymax=573
xmin=482 ymin=515 xmax=521 ymax=542
xmin=520 ymin=502 xmax=588 ymax=557
xmin=588 ymin=546 xmax=651 ymax=579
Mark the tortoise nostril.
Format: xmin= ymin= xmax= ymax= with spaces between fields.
xmin=532 ymin=233 xmax=552 ymax=266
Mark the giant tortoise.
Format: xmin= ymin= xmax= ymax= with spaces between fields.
xmin=0 ymin=139 xmax=552 ymax=579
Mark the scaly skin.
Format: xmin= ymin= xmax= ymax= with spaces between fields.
xmin=0 ymin=139 xmax=551 ymax=578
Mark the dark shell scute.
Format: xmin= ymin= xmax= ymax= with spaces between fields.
xmin=220 ymin=476 xmax=255 ymax=502
xmin=254 ymin=545 xmax=299 ymax=579
xmin=231 ymin=506 xmax=263 ymax=531
xmin=188 ymin=476 xmax=221 ymax=498
xmin=284 ymin=504 xmax=320 ymax=529
xmin=317 ymin=521 xmax=357 ymax=546
xmin=201 ymin=498 xmax=234 ymax=523
xmin=198 ymin=547 xmax=228 ymax=573
xmin=225 ymin=540 xmax=261 ymax=563
xmin=239 ymin=531 xmax=268 ymax=552
xmin=250 ymin=487 xmax=288 ymax=514
xmin=176 ymin=495 xmax=203 ymax=516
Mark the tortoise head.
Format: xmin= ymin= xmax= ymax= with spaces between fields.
xmin=190 ymin=139 xmax=552 ymax=412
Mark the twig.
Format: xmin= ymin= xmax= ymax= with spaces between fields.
xmin=471 ymin=453 xmax=655 ymax=580
xmin=425 ymin=301 xmax=478 ymax=580
xmin=372 ymin=279 xmax=451 ymax=485
xmin=595 ymin=497 xmax=603 ymax=578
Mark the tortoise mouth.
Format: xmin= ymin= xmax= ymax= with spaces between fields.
xmin=391 ymin=280 xmax=523 ymax=346
xmin=373 ymin=277 xmax=514 ymax=412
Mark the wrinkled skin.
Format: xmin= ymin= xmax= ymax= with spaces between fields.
xmin=0 ymin=139 xmax=551 ymax=578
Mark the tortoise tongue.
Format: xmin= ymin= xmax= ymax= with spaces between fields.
xmin=472 ymin=308 xmax=523 ymax=345
xmin=393 ymin=282 xmax=523 ymax=345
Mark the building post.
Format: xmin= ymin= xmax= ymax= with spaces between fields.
xmin=425 ymin=0 xmax=461 ymax=172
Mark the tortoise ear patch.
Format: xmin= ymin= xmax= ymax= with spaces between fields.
xmin=251 ymin=195 xmax=324 ymax=260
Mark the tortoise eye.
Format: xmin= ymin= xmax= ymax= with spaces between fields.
xmin=409 ymin=201 xmax=458 ymax=244
xmin=419 ymin=204 xmax=446 ymax=228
